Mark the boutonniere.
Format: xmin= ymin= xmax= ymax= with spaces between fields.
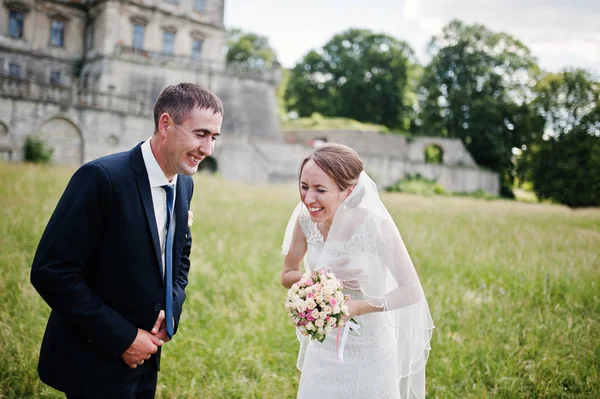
xmin=188 ymin=211 xmax=194 ymax=227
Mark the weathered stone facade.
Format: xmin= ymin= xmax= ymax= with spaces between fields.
xmin=283 ymin=130 xmax=500 ymax=194
xmin=1 ymin=0 xmax=499 ymax=195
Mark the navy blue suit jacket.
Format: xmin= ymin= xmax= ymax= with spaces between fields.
xmin=30 ymin=143 xmax=193 ymax=395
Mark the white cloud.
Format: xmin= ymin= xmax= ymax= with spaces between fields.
xmin=406 ymin=0 xmax=600 ymax=73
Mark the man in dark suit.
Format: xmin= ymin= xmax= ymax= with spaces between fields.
xmin=30 ymin=83 xmax=223 ymax=398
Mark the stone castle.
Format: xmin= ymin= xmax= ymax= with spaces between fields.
xmin=0 ymin=0 xmax=499 ymax=195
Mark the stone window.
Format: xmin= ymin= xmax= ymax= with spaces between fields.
xmin=132 ymin=24 xmax=145 ymax=49
xmin=8 ymin=9 xmax=25 ymax=38
xmin=50 ymin=70 xmax=61 ymax=85
xmin=8 ymin=63 xmax=22 ymax=78
xmin=162 ymin=31 xmax=175 ymax=55
xmin=85 ymin=21 xmax=94 ymax=51
xmin=50 ymin=20 xmax=65 ymax=47
xmin=191 ymin=38 xmax=203 ymax=60
xmin=424 ymin=144 xmax=444 ymax=164
xmin=194 ymin=0 xmax=206 ymax=12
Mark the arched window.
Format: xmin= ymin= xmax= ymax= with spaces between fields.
xmin=424 ymin=144 xmax=443 ymax=164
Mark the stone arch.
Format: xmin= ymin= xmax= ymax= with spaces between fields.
xmin=0 ymin=121 xmax=12 ymax=161
xmin=37 ymin=116 xmax=83 ymax=164
xmin=198 ymin=156 xmax=217 ymax=174
xmin=0 ymin=121 xmax=9 ymax=142
xmin=424 ymin=143 xmax=444 ymax=164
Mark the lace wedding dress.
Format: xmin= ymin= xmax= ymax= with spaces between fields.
xmin=295 ymin=206 xmax=402 ymax=398
xmin=283 ymin=172 xmax=434 ymax=399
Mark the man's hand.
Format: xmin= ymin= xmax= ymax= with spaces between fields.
xmin=151 ymin=310 xmax=174 ymax=342
xmin=121 ymin=329 xmax=164 ymax=369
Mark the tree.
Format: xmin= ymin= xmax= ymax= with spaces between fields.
xmin=285 ymin=29 xmax=415 ymax=131
xmin=416 ymin=20 xmax=543 ymax=194
xmin=530 ymin=111 xmax=600 ymax=207
xmin=226 ymin=28 xmax=278 ymax=69
xmin=525 ymin=69 xmax=600 ymax=207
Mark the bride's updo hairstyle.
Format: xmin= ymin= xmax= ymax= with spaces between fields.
xmin=299 ymin=143 xmax=364 ymax=191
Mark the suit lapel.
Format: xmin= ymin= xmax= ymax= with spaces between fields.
xmin=131 ymin=144 xmax=164 ymax=282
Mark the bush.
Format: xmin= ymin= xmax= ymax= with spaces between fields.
xmin=454 ymin=189 xmax=500 ymax=201
xmin=531 ymin=127 xmax=600 ymax=208
xmin=385 ymin=174 xmax=448 ymax=196
xmin=24 ymin=137 xmax=53 ymax=164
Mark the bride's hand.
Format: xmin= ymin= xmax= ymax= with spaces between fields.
xmin=341 ymin=300 xmax=363 ymax=323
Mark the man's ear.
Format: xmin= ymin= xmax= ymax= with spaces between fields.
xmin=158 ymin=113 xmax=171 ymax=135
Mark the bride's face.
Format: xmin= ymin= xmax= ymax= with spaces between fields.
xmin=300 ymin=160 xmax=350 ymax=225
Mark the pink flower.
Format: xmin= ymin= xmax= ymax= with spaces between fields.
xmin=320 ymin=270 xmax=327 ymax=275
xmin=307 ymin=314 xmax=316 ymax=322
xmin=325 ymin=315 xmax=330 ymax=321
xmin=299 ymin=320 xmax=308 ymax=326
xmin=307 ymin=293 xmax=314 ymax=299
xmin=330 ymin=299 xmax=337 ymax=306
xmin=305 ymin=279 xmax=314 ymax=286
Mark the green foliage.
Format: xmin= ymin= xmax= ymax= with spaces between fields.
xmin=1 ymin=166 xmax=599 ymax=398
xmin=454 ymin=189 xmax=500 ymax=201
xmin=415 ymin=20 xmax=544 ymax=190
xmin=226 ymin=28 xmax=278 ymax=69
xmin=23 ymin=137 xmax=53 ymax=164
xmin=281 ymin=113 xmax=390 ymax=132
xmin=518 ymin=69 xmax=600 ymax=207
xmin=424 ymin=144 xmax=443 ymax=164
xmin=285 ymin=28 xmax=414 ymax=130
xmin=533 ymin=69 xmax=599 ymax=138
xmin=385 ymin=174 xmax=448 ymax=196
xmin=530 ymin=118 xmax=600 ymax=208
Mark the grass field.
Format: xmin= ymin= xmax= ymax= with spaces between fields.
xmin=0 ymin=163 xmax=598 ymax=398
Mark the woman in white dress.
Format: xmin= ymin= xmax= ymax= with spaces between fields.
xmin=281 ymin=144 xmax=434 ymax=399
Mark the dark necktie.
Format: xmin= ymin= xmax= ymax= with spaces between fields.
xmin=162 ymin=184 xmax=175 ymax=338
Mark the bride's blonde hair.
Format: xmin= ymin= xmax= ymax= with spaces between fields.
xmin=299 ymin=143 xmax=363 ymax=191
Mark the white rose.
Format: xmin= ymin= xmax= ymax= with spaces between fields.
xmin=305 ymin=298 xmax=317 ymax=310
xmin=315 ymin=318 xmax=325 ymax=327
xmin=333 ymin=305 xmax=340 ymax=314
xmin=311 ymin=309 xmax=320 ymax=319
xmin=340 ymin=304 xmax=348 ymax=314
xmin=335 ymin=291 xmax=344 ymax=301
xmin=314 ymin=293 xmax=324 ymax=303
xmin=298 ymin=289 xmax=306 ymax=297
xmin=319 ymin=311 xmax=327 ymax=319
xmin=322 ymin=305 xmax=332 ymax=314
xmin=299 ymin=326 xmax=308 ymax=336
xmin=295 ymin=300 xmax=306 ymax=313
xmin=306 ymin=322 xmax=315 ymax=331
xmin=327 ymin=317 xmax=337 ymax=326
xmin=317 ymin=327 xmax=324 ymax=335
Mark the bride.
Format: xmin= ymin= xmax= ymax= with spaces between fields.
xmin=281 ymin=143 xmax=434 ymax=398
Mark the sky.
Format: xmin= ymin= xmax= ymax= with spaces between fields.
xmin=224 ymin=0 xmax=600 ymax=75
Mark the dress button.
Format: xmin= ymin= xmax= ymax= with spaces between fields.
xmin=154 ymin=303 xmax=162 ymax=311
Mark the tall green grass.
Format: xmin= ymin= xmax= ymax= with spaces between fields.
xmin=0 ymin=164 xmax=598 ymax=398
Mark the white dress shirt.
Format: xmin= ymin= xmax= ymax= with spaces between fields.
xmin=141 ymin=138 xmax=177 ymax=276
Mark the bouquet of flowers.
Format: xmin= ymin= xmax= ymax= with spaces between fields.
xmin=285 ymin=269 xmax=352 ymax=342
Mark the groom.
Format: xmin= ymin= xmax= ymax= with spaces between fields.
xmin=30 ymin=83 xmax=223 ymax=398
